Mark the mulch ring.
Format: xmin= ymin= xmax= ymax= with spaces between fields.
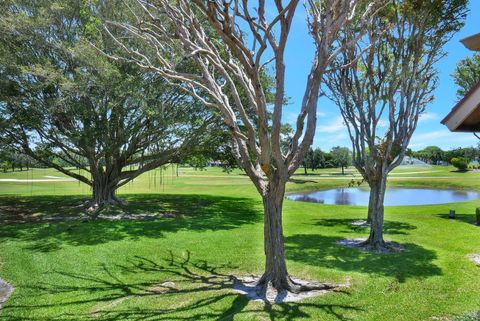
xmin=0 ymin=278 xmax=13 ymax=309
xmin=337 ymin=238 xmax=406 ymax=253
xmin=469 ymin=254 xmax=480 ymax=266
xmin=232 ymin=275 xmax=349 ymax=304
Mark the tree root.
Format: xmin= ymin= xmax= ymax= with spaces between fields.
xmin=233 ymin=274 xmax=339 ymax=303
xmin=84 ymin=197 xmax=127 ymax=220
xmin=337 ymin=238 xmax=405 ymax=253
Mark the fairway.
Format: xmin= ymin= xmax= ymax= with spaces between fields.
xmin=0 ymin=165 xmax=479 ymax=320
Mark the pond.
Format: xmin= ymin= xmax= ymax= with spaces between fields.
xmin=286 ymin=187 xmax=480 ymax=206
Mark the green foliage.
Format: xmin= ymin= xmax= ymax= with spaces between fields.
xmin=414 ymin=146 xmax=445 ymax=164
xmin=1 ymin=160 xmax=10 ymax=173
xmin=0 ymin=0 xmax=225 ymax=194
xmin=303 ymin=148 xmax=327 ymax=172
xmin=450 ymin=157 xmax=468 ymax=171
xmin=452 ymin=53 xmax=480 ymax=99
xmin=330 ymin=146 xmax=352 ymax=170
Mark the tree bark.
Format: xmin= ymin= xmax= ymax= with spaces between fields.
xmin=363 ymin=176 xmax=387 ymax=250
xmin=92 ymin=182 xmax=118 ymax=205
xmin=366 ymin=184 xmax=376 ymax=224
xmin=257 ymin=182 xmax=292 ymax=291
xmin=87 ymin=173 xmax=123 ymax=218
xmin=257 ymin=180 xmax=321 ymax=294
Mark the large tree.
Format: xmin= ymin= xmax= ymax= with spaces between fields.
xmin=0 ymin=0 xmax=216 ymax=213
xmin=323 ymin=0 xmax=468 ymax=250
xmin=105 ymin=0 xmax=378 ymax=294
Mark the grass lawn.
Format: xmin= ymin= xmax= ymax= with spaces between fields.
xmin=0 ymin=165 xmax=479 ymax=320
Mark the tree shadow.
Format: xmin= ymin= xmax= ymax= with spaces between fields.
xmin=0 ymin=194 xmax=261 ymax=252
xmin=313 ymin=219 xmax=417 ymax=235
xmin=285 ymin=234 xmax=442 ymax=283
xmin=436 ymin=213 xmax=479 ymax=226
xmin=1 ymin=252 xmax=360 ymax=321
xmin=288 ymin=178 xmax=319 ymax=184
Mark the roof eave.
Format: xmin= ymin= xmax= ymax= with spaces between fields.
xmin=441 ymin=81 xmax=480 ymax=131
xmin=460 ymin=33 xmax=480 ymax=51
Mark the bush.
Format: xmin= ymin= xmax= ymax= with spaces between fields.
xmin=451 ymin=157 xmax=468 ymax=171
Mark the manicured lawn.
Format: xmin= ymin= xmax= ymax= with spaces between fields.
xmin=0 ymin=166 xmax=479 ymax=320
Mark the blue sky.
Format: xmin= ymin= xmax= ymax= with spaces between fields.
xmin=280 ymin=1 xmax=480 ymax=151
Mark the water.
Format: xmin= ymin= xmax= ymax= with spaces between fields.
xmin=286 ymin=187 xmax=480 ymax=206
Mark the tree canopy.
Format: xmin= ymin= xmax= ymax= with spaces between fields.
xmin=452 ymin=53 xmax=480 ymax=99
xmin=0 ymin=0 xmax=219 ymax=211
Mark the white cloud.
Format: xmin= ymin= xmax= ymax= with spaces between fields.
xmin=313 ymin=132 xmax=350 ymax=151
xmin=317 ymin=111 xmax=327 ymax=118
xmin=317 ymin=116 xmax=346 ymax=133
xmin=378 ymin=119 xmax=388 ymax=128
xmin=409 ymin=130 xmax=477 ymax=150
xmin=418 ymin=112 xmax=440 ymax=123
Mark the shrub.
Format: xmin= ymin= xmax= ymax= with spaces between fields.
xmin=451 ymin=157 xmax=468 ymax=171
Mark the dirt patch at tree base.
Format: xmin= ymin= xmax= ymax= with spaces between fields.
xmin=350 ymin=220 xmax=370 ymax=228
xmin=469 ymin=254 xmax=480 ymax=266
xmin=0 ymin=278 xmax=13 ymax=309
xmin=337 ymin=238 xmax=406 ymax=253
xmin=232 ymin=275 xmax=347 ymax=303
xmin=43 ymin=212 xmax=178 ymax=223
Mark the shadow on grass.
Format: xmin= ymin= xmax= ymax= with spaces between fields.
xmin=314 ymin=219 xmax=417 ymax=235
xmin=0 ymin=194 xmax=261 ymax=252
xmin=1 ymin=252 xmax=360 ymax=321
xmin=285 ymin=234 xmax=442 ymax=283
xmin=436 ymin=213 xmax=479 ymax=226
xmin=288 ymin=178 xmax=319 ymax=184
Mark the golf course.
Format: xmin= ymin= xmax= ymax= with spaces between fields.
xmin=0 ymin=165 xmax=479 ymax=320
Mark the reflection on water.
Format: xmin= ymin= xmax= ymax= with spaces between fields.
xmin=286 ymin=187 xmax=480 ymax=206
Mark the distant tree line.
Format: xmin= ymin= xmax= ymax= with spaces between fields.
xmin=406 ymin=145 xmax=480 ymax=165
xmin=0 ymin=148 xmax=36 ymax=172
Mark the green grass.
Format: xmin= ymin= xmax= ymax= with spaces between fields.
xmin=0 ymin=166 xmax=479 ymax=320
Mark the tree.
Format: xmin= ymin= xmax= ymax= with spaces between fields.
xmin=330 ymin=146 xmax=351 ymax=175
xmin=313 ymin=148 xmax=326 ymax=170
xmin=452 ymin=53 xmax=480 ymax=99
xmin=0 ymin=0 xmax=216 ymax=214
xmin=1 ymin=161 xmax=10 ymax=173
xmin=413 ymin=146 xmax=445 ymax=164
xmin=107 ymin=0 xmax=378 ymax=294
xmin=445 ymin=146 xmax=479 ymax=163
xmin=323 ymin=0 xmax=468 ymax=250
xmin=303 ymin=148 xmax=315 ymax=174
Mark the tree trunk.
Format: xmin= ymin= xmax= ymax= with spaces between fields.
xmin=257 ymin=180 xmax=327 ymax=294
xmin=341 ymin=166 xmax=344 ymax=175
xmin=258 ymin=182 xmax=292 ymax=290
xmin=92 ymin=182 xmax=118 ymax=205
xmin=366 ymin=185 xmax=376 ymax=224
xmin=87 ymin=174 xmax=123 ymax=218
xmin=303 ymin=165 xmax=307 ymax=175
xmin=363 ymin=176 xmax=388 ymax=250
